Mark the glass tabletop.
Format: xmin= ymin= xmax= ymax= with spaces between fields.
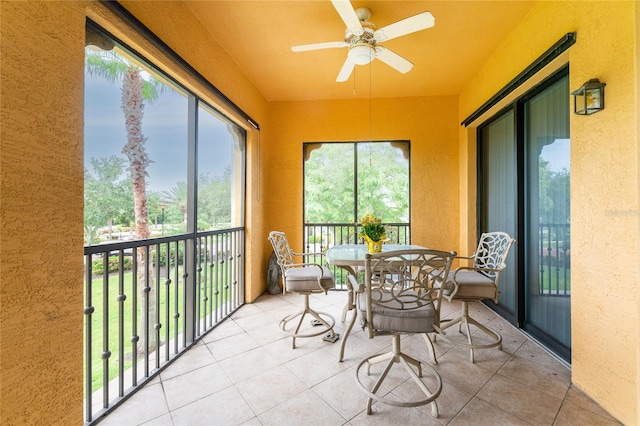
xmin=325 ymin=244 xmax=426 ymax=266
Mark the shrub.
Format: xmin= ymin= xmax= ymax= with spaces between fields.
xmin=91 ymin=255 xmax=133 ymax=275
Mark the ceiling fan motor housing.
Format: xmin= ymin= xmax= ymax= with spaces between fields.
xmin=345 ymin=23 xmax=376 ymax=65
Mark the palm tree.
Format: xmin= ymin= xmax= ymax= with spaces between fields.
xmin=86 ymin=49 xmax=165 ymax=351
xmin=162 ymin=182 xmax=188 ymax=227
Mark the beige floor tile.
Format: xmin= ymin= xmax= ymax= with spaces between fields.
xmin=449 ymin=396 xmax=531 ymax=426
xmin=285 ymin=346 xmax=350 ymax=387
xmin=245 ymin=320 xmax=290 ymax=346
xmin=447 ymin=342 xmax=512 ymax=373
xmin=262 ymin=332 xmax=325 ymax=363
xmin=563 ymin=387 xmax=621 ymax=421
xmin=323 ymin=330 xmax=383 ymax=365
xmin=100 ymin=382 xmax=170 ymax=426
xmin=235 ymin=364 xmax=309 ymax=415
xmin=257 ymin=388 xmax=346 ymax=426
xmin=101 ymin=292 xmax=622 ymax=426
xmin=218 ymin=346 xmax=281 ymax=384
xmin=414 ymin=379 xmax=474 ymax=424
xmin=232 ymin=310 xmax=280 ymax=332
xmin=201 ymin=319 xmax=245 ymax=344
xmin=159 ymin=343 xmax=216 ymax=381
xmin=476 ymin=373 xmax=562 ymax=425
xmin=205 ymin=331 xmax=260 ymax=361
xmin=162 ymin=362 xmax=233 ymax=411
xmin=497 ymin=352 xmax=571 ymax=398
xmin=140 ymin=413 xmax=174 ymax=426
xmin=431 ymin=351 xmax=496 ymax=394
xmin=350 ymin=403 xmax=441 ymax=425
xmin=555 ymin=387 xmax=623 ymax=425
xmin=312 ymin=367 xmax=371 ymax=420
xmin=515 ymin=339 xmax=569 ymax=370
xmin=170 ymin=386 xmax=255 ymax=426
xmin=229 ymin=302 xmax=264 ymax=319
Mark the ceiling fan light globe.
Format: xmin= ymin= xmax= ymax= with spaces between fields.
xmin=348 ymin=44 xmax=374 ymax=65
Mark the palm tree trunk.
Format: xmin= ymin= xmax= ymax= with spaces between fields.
xmin=121 ymin=69 xmax=157 ymax=352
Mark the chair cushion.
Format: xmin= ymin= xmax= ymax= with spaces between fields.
xmin=284 ymin=266 xmax=335 ymax=293
xmin=447 ymin=270 xmax=496 ymax=300
xmin=357 ymin=291 xmax=437 ymax=334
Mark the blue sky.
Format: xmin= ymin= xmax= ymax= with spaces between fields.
xmin=540 ymin=138 xmax=570 ymax=172
xmin=84 ymin=71 xmax=236 ymax=193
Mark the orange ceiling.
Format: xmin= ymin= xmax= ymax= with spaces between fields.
xmin=183 ymin=1 xmax=536 ymax=102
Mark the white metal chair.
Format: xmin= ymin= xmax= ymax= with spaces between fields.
xmin=355 ymin=249 xmax=455 ymax=416
xmin=439 ymin=231 xmax=515 ymax=362
xmin=268 ymin=231 xmax=339 ymax=348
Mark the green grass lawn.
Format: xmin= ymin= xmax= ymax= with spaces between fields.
xmin=538 ymin=266 xmax=571 ymax=293
xmin=86 ymin=265 xmax=234 ymax=393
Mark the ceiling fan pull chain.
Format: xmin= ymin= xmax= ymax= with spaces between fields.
xmin=353 ymin=68 xmax=356 ymax=95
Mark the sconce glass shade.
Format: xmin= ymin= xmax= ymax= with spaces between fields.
xmin=571 ymin=78 xmax=606 ymax=115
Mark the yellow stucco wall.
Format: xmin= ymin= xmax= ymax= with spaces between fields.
xmin=266 ymin=96 xmax=460 ymax=253
xmin=458 ymin=1 xmax=639 ymax=423
xmin=0 ymin=1 xmax=87 ymax=423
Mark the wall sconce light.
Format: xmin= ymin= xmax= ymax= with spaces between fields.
xmin=571 ymin=78 xmax=606 ymax=115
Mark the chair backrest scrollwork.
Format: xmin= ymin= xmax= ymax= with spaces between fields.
xmin=268 ymin=231 xmax=296 ymax=270
xmin=473 ymin=232 xmax=515 ymax=280
xmin=363 ymin=249 xmax=456 ymax=337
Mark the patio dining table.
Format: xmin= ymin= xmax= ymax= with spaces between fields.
xmin=325 ymin=243 xmax=427 ymax=361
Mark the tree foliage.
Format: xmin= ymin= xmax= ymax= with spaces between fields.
xmin=84 ymin=156 xmax=133 ymax=243
xmin=198 ymin=167 xmax=232 ymax=229
xmin=304 ymin=142 xmax=409 ymax=224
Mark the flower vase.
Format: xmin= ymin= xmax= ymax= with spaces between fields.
xmin=364 ymin=235 xmax=383 ymax=253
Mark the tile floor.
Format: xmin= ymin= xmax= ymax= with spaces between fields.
xmin=100 ymin=290 xmax=621 ymax=426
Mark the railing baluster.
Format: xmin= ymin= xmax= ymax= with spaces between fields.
xmin=102 ymin=254 xmax=110 ymax=409
xmin=84 ymin=229 xmax=245 ymax=423
xmin=173 ymin=240 xmax=180 ymax=354
xmin=131 ymin=247 xmax=138 ymax=387
xmin=154 ymin=243 xmax=161 ymax=370
xmin=143 ymin=245 xmax=150 ymax=378
xmin=538 ymin=223 xmax=570 ymax=296
xmin=118 ymin=250 xmax=125 ymax=397
xmin=84 ymin=254 xmax=94 ymax=423
xmin=164 ymin=242 xmax=171 ymax=362
xmin=182 ymin=238 xmax=189 ymax=346
xmin=222 ymin=234 xmax=228 ymax=317
xmin=201 ymin=235 xmax=207 ymax=332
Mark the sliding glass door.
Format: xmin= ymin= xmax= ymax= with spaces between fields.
xmin=523 ymin=75 xmax=571 ymax=358
xmin=480 ymin=110 xmax=518 ymax=318
xmin=479 ymin=68 xmax=571 ymax=361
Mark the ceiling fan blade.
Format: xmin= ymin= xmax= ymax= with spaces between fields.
xmin=375 ymin=47 xmax=414 ymax=74
xmin=373 ymin=11 xmax=435 ymax=42
xmin=331 ymin=0 xmax=363 ymax=36
xmin=291 ymin=41 xmax=347 ymax=52
xmin=336 ymin=58 xmax=355 ymax=82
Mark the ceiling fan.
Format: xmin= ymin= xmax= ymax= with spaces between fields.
xmin=291 ymin=0 xmax=435 ymax=82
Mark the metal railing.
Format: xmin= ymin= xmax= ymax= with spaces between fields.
xmin=303 ymin=222 xmax=410 ymax=289
xmin=538 ymin=223 xmax=570 ymax=295
xmin=84 ymin=228 xmax=244 ymax=424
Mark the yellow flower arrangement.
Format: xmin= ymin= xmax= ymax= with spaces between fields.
xmin=359 ymin=213 xmax=388 ymax=253
xmin=359 ymin=213 xmax=387 ymax=243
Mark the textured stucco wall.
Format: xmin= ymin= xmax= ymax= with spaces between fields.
xmin=0 ymin=1 xmax=87 ymax=423
xmin=267 ymin=96 xmax=460 ymax=253
xmin=458 ymin=1 xmax=638 ymax=423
